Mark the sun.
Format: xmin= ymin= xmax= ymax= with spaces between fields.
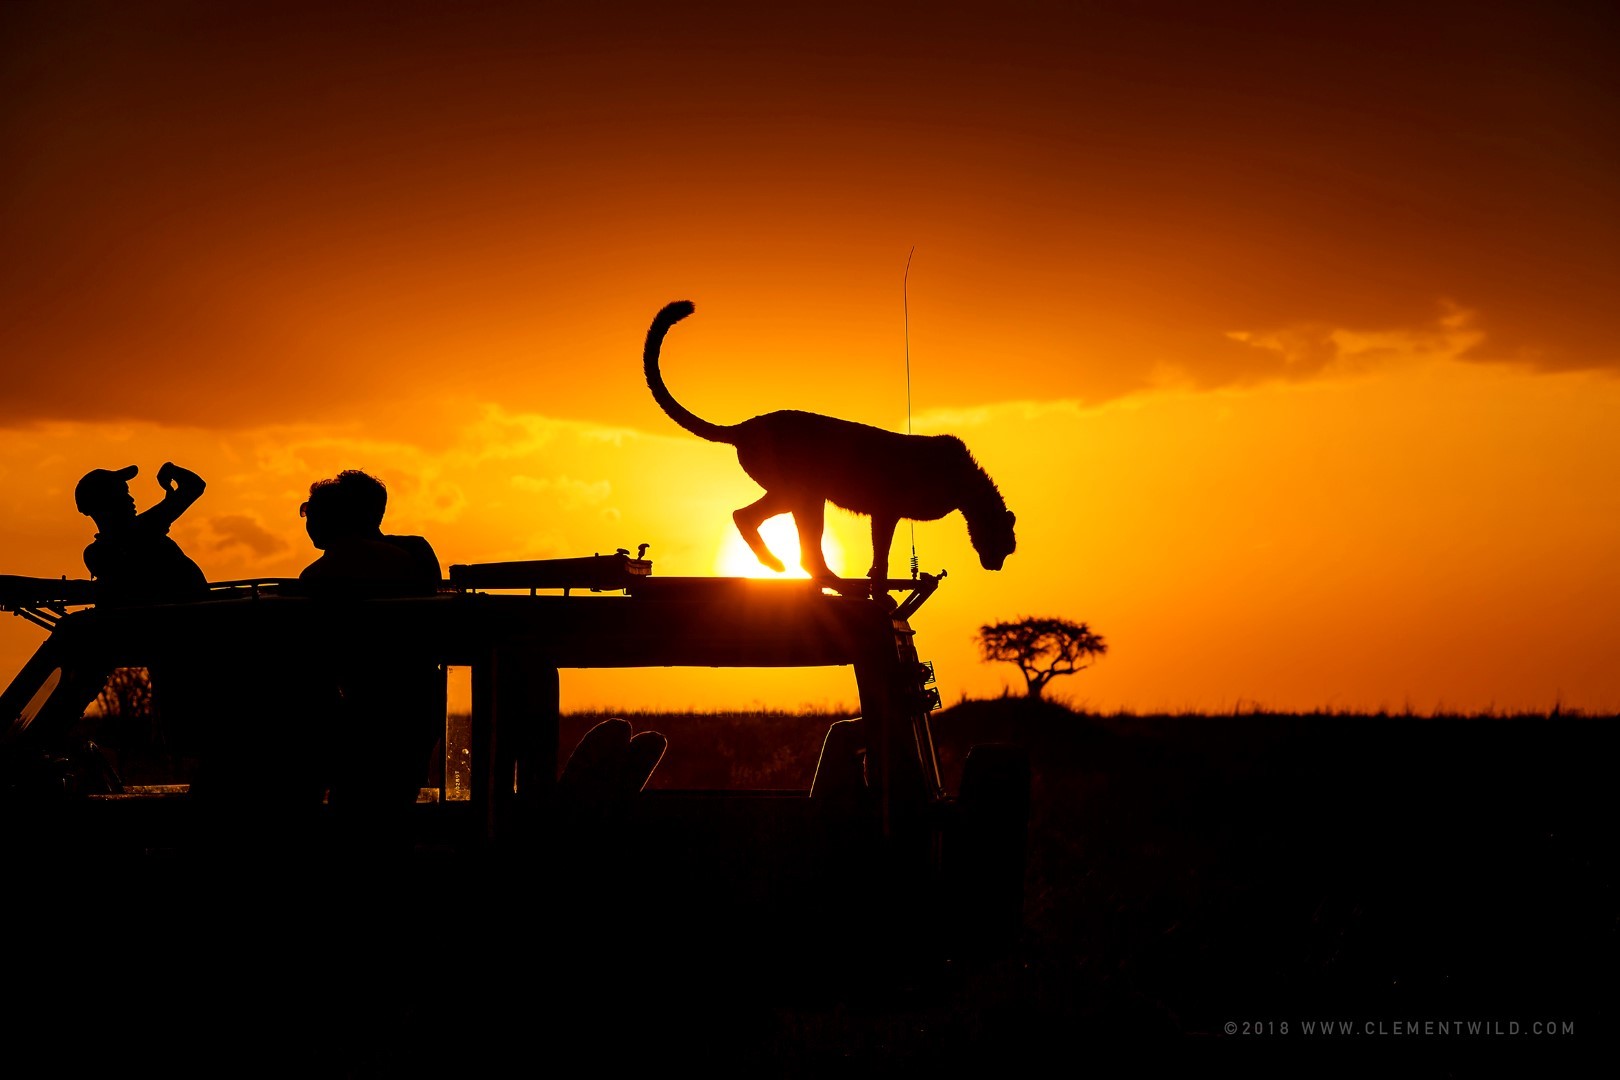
xmin=713 ymin=516 xmax=845 ymax=578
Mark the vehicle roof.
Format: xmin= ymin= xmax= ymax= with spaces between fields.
xmin=32 ymin=577 xmax=919 ymax=670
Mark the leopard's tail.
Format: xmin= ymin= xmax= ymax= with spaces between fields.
xmin=643 ymin=300 xmax=734 ymax=444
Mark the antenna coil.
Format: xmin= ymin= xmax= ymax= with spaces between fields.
xmin=904 ymin=246 xmax=918 ymax=579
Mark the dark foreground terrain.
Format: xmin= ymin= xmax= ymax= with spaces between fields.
xmin=929 ymin=701 xmax=1618 ymax=1053
xmin=15 ymin=700 xmax=1617 ymax=1071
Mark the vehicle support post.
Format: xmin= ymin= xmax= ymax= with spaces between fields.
xmin=488 ymin=647 xmax=558 ymax=846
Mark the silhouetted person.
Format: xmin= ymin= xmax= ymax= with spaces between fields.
xmin=75 ymin=462 xmax=208 ymax=607
xmin=300 ymin=470 xmax=441 ymax=588
xmin=299 ymin=470 xmax=444 ymax=853
xmin=73 ymin=462 xmax=218 ymax=798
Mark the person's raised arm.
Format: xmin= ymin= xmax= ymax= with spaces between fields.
xmin=142 ymin=462 xmax=206 ymax=530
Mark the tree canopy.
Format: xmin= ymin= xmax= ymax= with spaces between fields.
xmin=976 ymin=617 xmax=1108 ymax=700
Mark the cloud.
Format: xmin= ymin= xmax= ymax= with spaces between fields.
xmin=3 ymin=2 xmax=1615 ymax=434
xmin=1219 ymin=302 xmax=1488 ymax=383
xmin=509 ymin=475 xmax=612 ymax=508
xmin=207 ymin=514 xmax=289 ymax=558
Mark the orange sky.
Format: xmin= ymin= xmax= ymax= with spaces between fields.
xmin=3 ymin=1 xmax=1617 ymax=713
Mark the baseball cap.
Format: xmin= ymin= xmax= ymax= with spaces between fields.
xmin=74 ymin=465 xmax=139 ymax=515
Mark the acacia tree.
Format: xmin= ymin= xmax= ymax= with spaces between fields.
xmin=976 ymin=617 xmax=1108 ymax=700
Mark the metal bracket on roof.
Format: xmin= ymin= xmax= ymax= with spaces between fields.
xmin=448 ymin=549 xmax=654 ymax=596
xmin=0 ymin=575 xmax=95 ymax=632
xmin=892 ymin=570 xmax=946 ymax=621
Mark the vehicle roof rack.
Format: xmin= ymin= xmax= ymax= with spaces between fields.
xmin=0 ymin=575 xmax=96 ymax=631
xmin=810 ymin=570 xmax=946 ymax=620
xmin=4 ymin=552 xmax=947 ymax=625
xmin=203 ymin=578 xmax=304 ymax=597
xmin=449 ymin=549 xmax=654 ymax=596
xmin=1 ymin=575 xmax=317 ymax=631
xmin=622 ymin=574 xmax=946 ymax=621
xmin=890 ymin=570 xmax=946 ymax=621
xmin=448 ymin=547 xmax=946 ymax=619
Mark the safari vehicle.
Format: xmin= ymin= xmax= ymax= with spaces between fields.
xmin=0 ymin=555 xmax=1030 ymax=972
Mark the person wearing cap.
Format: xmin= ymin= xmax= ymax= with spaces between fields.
xmin=73 ymin=463 xmax=216 ymax=814
xmin=76 ymin=462 xmax=209 ymax=607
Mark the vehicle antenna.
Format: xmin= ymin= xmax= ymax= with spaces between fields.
xmin=904 ymin=245 xmax=919 ymax=580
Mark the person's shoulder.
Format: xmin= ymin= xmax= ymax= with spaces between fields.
xmin=364 ymin=537 xmax=419 ymax=568
xmin=384 ymin=533 xmax=437 ymax=556
xmin=383 ymin=533 xmax=443 ymax=578
xmin=311 ymin=538 xmax=417 ymax=579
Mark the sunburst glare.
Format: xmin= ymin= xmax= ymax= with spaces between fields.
xmin=713 ymin=516 xmax=845 ymax=578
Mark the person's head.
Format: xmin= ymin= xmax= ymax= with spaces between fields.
xmin=301 ymin=470 xmax=388 ymax=549
xmin=75 ymin=465 xmax=139 ymax=528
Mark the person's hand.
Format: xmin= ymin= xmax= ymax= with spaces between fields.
xmin=155 ymin=462 xmax=204 ymax=498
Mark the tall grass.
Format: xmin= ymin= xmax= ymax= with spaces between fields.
xmin=561 ymin=707 xmax=854 ymax=790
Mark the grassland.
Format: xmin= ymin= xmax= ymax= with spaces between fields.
xmin=557 ymin=697 xmax=1618 ymax=1061
xmin=37 ymin=696 xmax=1616 ymax=1066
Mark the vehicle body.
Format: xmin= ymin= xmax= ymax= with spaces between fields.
xmin=1 ymin=556 xmax=1029 ymax=971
